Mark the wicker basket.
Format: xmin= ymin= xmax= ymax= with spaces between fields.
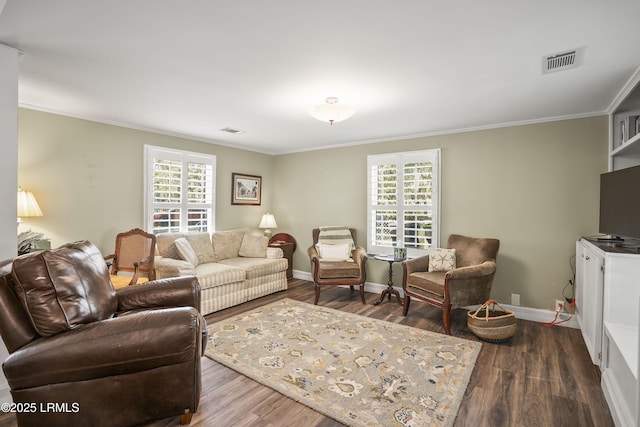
xmin=467 ymin=299 xmax=516 ymax=343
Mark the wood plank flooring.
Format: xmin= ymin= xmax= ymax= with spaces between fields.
xmin=0 ymin=279 xmax=614 ymax=427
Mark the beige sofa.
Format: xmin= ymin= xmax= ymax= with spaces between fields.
xmin=154 ymin=228 xmax=288 ymax=315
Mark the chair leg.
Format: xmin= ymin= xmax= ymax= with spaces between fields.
xmin=314 ymin=284 xmax=320 ymax=305
xmin=359 ymin=284 xmax=365 ymax=304
xmin=443 ymin=305 xmax=452 ymax=335
xmin=402 ymin=295 xmax=411 ymax=316
xmin=180 ymin=413 xmax=194 ymax=425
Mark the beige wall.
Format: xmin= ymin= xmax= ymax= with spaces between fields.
xmin=274 ymin=117 xmax=609 ymax=310
xmin=18 ymin=109 xmax=608 ymax=310
xmin=18 ymin=108 xmax=277 ymax=253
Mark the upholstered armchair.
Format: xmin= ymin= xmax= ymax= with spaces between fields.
xmin=402 ymin=234 xmax=500 ymax=335
xmin=308 ymin=227 xmax=368 ymax=305
xmin=0 ymin=241 xmax=206 ymax=427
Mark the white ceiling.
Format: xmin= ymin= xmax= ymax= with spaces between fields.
xmin=1 ymin=1 xmax=639 ymax=155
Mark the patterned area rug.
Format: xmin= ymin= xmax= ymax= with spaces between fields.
xmin=205 ymin=299 xmax=481 ymax=427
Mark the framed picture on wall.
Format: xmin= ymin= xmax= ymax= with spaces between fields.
xmin=231 ymin=173 xmax=262 ymax=205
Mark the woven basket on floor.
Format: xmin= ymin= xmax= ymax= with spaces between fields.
xmin=467 ymin=299 xmax=516 ymax=343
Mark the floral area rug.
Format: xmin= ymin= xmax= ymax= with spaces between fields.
xmin=205 ymin=298 xmax=481 ymax=427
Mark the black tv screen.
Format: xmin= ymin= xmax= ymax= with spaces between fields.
xmin=599 ymin=164 xmax=640 ymax=240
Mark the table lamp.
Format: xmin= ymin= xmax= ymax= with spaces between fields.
xmin=259 ymin=213 xmax=277 ymax=238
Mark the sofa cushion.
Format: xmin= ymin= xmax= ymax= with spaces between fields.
xmin=174 ymin=237 xmax=199 ymax=266
xmin=11 ymin=241 xmax=117 ymax=337
xmin=194 ymin=262 xmax=245 ymax=290
xmin=217 ymin=257 xmax=287 ymax=280
xmin=157 ymin=232 xmax=216 ymax=264
xmin=212 ymin=228 xmax=248 ymax=260
xmin=239 ymin=234 xmax=268 ymax=258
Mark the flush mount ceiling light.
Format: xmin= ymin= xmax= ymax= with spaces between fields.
xmin=308 ymin=97 xmax=354 ymax=125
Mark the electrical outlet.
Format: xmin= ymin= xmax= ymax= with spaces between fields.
xmin=511 ymin=293 xmax=520 ymax=306
xmin=555 ymin=299 xmax=564 ymax=313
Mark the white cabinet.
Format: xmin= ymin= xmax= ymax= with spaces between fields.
xmin=575 ymin=239 xmax=605 ymax=366
xmin=576 ymin=238 xmax=640 ymax=426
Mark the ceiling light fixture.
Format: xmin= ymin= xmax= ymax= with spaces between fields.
xmin=308 ymin=97 xmax=354 ymax=125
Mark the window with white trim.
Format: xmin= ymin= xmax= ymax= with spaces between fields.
xmin=144 ymin=145 xmax=216 ymax=234
xmin=367 ymin=149 xmax=440 ymax=257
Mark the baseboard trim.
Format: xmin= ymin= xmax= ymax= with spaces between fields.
xmin=292 ymin=270 xmax=578 ymax=329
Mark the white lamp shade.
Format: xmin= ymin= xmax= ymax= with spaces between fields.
xmin=309 ymin=97 xmax=354 ymax=124
xmin=17 ymin=189 xmax=43 ymax=217
xmin=259 ymin=213 xmax=278 ymax=229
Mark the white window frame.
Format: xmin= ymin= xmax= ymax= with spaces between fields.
xmin=367 ymin=149 xmax=440 ymax=257
xmin=144 ymin=145 xmax=216 ymax=234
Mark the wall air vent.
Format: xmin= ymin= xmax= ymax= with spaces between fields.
xmin=220 ymin=127 xmax=245 ymax=135
xmin=542 ymin=48 xmax=582 ymax=74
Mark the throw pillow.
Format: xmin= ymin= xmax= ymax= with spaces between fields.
xmin=316 ymin=243 xmax=353 ymax=262
xmin=11 ymin=240 xmax=117 ymax=337
xmin=174 ymin=237 xmax=199 ymax=266
xmin=239 ymin=234 xmax=268 ymax=258
xmin=185 ymin=233 xmax=215 ymax=264
xmin=428 ymin=247 xmax=457 ymax=272
xmin=212 ymin=228 xmax=248 ymax=260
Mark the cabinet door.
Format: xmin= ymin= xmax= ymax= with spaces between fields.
xmin=576 ymin=240 xmax=605 ymax=366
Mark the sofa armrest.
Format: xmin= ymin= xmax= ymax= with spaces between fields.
xmin=266 ymin=247 xmax=283 ymax=258
xmin=116 ymin=276 xmax=201 ymax=312
xmin=155 ymin=256 xmax=195 ymax=279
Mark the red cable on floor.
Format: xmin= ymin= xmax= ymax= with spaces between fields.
xmin=541 ymin=298 xmax=575 ymax=327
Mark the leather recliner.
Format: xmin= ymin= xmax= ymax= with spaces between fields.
xmin=0 ymin=240 xmax=206 ymax=427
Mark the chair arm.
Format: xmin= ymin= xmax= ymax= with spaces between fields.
xmin=352 ymin=246 xmax=368 ymax=272
xmin=116 ymin=276 xmax=201 ymax=312
xmin=307 ymin=245 xmax=320 ymax=280
xmin=402 ymin=255 xmax=430 ymax=276
xmin=155 ymin=256 xmax=195 ymax=279
xmin=103 ymin=253 xmax=115 ymax=270
xmin=133 ymin=255 xmax=154 ymax=267
xmin=3 ymin=307 xmax=204 ymax=390
xmin=446 ymin=260 xmax=496 ymax=280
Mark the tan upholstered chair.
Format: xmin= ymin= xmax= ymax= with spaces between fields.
xmin=402 ymin=234 xmax=500 ymax=335
xmin=308 ymin=227 xmax=368 ymax=305
xmin=104 ymin=228 xmax=156 ymax=286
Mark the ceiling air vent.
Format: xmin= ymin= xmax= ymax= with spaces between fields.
xmin=220 ymin=127 xmax=245 ymax=135
xmin=542 ymin=48 xmax=582 ymax=74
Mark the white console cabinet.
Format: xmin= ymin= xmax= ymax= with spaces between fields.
xmin=575 ymin=239 xmax=605 ymax=365
xmin=576 ymin=238 xmax=640 ymax=426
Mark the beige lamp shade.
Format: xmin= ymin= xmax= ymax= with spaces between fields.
xmin=259 ymin=213 xmax=277 ymax=238
xmin=17 ymin=188 xmax=43 ymax=218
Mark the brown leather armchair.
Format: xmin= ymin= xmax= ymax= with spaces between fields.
xmin=0 ymin=240 xmax=206 ymax=427
xmin=308 ymin=227 xmax=368 ymax=305
xmin=402 ymin=234 xmax=500 ymax=335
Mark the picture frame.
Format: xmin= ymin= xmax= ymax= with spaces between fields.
xmin=231 ymin=173 xmax=262 ymax=205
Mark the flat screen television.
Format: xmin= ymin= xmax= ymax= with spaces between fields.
xmin=599 ymin=164 xmax=640 ymax=240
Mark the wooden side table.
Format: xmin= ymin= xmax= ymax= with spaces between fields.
xmin=269 ymin=233 xmax=297 ymax=280
xmin=372 ymin=254 xmax=404 ymax=306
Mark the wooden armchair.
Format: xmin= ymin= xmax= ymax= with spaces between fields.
xmin=104 ymin=228 xmax=156 ymax=287
xmin=402 ymin=234 xmax=500 ymax=335
xmin=308 ymin=227 xmax=368 ymax=305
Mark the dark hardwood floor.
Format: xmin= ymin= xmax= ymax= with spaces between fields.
xmin=0 ymin=279 xmax=614 ymax=427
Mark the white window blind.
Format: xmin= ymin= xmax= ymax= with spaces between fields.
xmin=367 ymin=149 xmax=440 ymax=257
xmin=144 ymin=145 xmax=216 ymax=234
